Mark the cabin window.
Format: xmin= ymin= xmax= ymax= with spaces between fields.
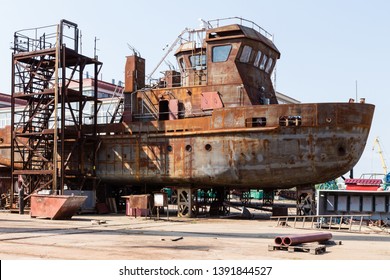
xmin=259 ymin=54 xmax=268 ymax=70
xmin=190 ymin=54 xmax=206 ymax=69
xmin=239 ymin=45 xmax=252 ymax=63
xmin=254 ymin=51 xmax=262 ymax=67
xmin=212 ymin=45 xmax=232 ymax=62
xmin=265 ymin=57 xmax=274 ymax=73
xmin=179 ymin=57 xmax=186 ymax=71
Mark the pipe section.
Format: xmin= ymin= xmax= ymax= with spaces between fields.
xmin=274 ymin=236 xmax=284 ymax=245
xmin=282 ymin=232 xmax=332 ymax=246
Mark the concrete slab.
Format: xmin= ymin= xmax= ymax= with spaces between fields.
xmin=0 ymin=212 xmax=389 ymax=260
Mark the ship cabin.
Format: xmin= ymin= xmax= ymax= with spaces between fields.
xmin=123 ymin=20 xmax=281 ymax=122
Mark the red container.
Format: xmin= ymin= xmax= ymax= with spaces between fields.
xmin=345 ymin=179 xmax=382 ymax=191
xmin=122 ymin=194 xmax=151 ymax=217
xmin=346 ymin=186 xmax=379 ymax=191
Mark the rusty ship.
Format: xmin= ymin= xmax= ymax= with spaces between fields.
xmin=98 ymin=18 xmax=374 ymax=188
xmin=0 ymin=18 xmax=375 ymax=217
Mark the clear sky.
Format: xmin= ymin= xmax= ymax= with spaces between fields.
xmin=1 ymin=0 xmax=389 ymax=179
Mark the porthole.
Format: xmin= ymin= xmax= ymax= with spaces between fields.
xmin=167 ymin=145 xmax=173 ymax=152
xmin=205 ymin=144 xmax=212 ymax=151
xmin=185 ymin=145 xmax=192 ymax=152
xmin=337 ymin=145 xmax=346 ymax=156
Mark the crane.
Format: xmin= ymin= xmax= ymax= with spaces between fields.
xmin=372 ymin=136 xmax=388 ymax=174
xmin=146 ymin=28 xmax=190 ymax=82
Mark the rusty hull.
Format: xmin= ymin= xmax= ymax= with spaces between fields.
xmin=30 ymin=195 xmax=87 ymax=220
xmin=96 ymin=102 xmax=374 ymax=189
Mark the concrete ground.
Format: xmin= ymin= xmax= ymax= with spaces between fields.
xmin=0 ymin=210 xmax=389 ymax=260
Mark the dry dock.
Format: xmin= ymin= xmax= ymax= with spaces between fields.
xmin=0 ymin=212 xmax=389 ymax=260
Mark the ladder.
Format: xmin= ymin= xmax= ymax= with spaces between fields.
xmin=271 ymin=214 xmax=372 ymax=232
xmin=106 ymin=84 xmax=124 ymax=123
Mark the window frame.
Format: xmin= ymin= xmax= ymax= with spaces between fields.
xmin=265 ymin=57 xmax=274 ymax=73
xmin=189 ymin=54 xmax=207 ymax=69
xmin=259 ymin=54 xmax=268 ymax=70
xmin=254 ymin=50 xmax=262 ymax=67
xmin=212 ymin=44 xmax=232 ymax=63
xmin=239 ymin=45 xmax=253 ymax=63
xmin=178 ymin=57 xmax=186 ymax=72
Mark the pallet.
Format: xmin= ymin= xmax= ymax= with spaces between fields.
xmin=268 ymin=243 xmax=326 ymax=255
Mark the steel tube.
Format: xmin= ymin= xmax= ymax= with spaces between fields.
xmin=282 ymin=232 xmax=332 ymax=246
xmin=274 ymin=236 xmax=284 ymax=245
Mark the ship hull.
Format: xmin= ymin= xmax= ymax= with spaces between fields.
xmin=96 ymin=102 xmax=374 ymax=189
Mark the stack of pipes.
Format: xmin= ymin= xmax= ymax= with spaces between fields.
xmin=274 ymin=232 xmax=332 ymax=246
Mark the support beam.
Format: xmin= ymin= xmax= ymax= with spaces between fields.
xmin=177 ymin=187 xmax=197 ymax=218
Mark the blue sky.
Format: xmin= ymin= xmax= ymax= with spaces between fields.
xmin=1 ymin=0 xmax=389 ymax=178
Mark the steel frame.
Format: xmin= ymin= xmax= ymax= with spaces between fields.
xmin=10 ymin=20 xmax=102 ymax=209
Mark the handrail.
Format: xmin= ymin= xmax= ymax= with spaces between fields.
xmin=13 ymin=19 xmax=79 ymax=54
xmin=207 ymin=17 xmax=273 ymax=40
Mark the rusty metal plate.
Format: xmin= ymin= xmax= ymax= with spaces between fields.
xmin=30 ymin=195 xmax=87 ymax=220
xmin=122 ymin=194 xmax=150 ymax=209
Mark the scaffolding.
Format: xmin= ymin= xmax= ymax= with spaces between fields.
xmin=11 ymin=20 xmax=102 ymax=210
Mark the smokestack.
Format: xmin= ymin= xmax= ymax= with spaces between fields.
xmin=124 ymin=55 xmax=145 ymax=93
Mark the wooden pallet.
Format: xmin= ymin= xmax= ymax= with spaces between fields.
xmin=268 ymin=243 xmax=326 ymax=255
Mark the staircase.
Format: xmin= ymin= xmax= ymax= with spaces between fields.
xmin=11 ymin=20 xmax=102 ymax=203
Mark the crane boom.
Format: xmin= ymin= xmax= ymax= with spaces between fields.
xmin=373 ymin=137 xmax=388 ymax=174
xmin=146 ymin=28 xmax=190 ymax=81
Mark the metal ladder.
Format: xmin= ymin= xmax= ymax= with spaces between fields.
xmin=271 ymin=214 xmax=372 ymax=232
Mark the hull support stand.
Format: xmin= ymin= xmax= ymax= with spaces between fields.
xmin=177 ymin=188 xmax=197 ymax=218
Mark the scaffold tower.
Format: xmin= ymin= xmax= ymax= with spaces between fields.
xmin=11 ymin=20 xmax=102 ymax=209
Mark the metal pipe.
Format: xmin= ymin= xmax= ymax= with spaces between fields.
xmin=282 ymin=232 xmax=332 ymax=246
xmin=53 ymin=24 xmax=59 ymax=193
xmin=274 ymin=236 xmax=283 ymax=245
